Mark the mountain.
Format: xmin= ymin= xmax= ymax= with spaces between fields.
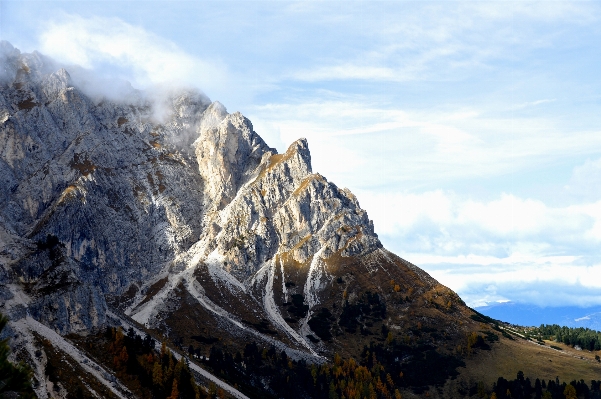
xmin=477 ymin=302 xmax=601 ymax=329
xmin=1 ymin=42 xmax=601 ymax=398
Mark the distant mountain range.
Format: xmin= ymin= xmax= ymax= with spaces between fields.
xmin=477 ymin=302 xmax=601 ymax=329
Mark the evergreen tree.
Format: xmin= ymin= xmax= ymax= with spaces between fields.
xmin=534 ymin=378 xmax=542 ymax=399
xmin=152 ymin=361 xmax=163 ymax=388
xmin=168 ymin=378 xmax=179 ymax=399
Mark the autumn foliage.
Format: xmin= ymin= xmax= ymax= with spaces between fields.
xmin=105 ymin=327 xmax=203 ymax=399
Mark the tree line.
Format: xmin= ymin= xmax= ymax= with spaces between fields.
xmin=534 ymin=325 xmax=601 ymax=351
xmin=485 ymin=371 xmax=601 ymax=399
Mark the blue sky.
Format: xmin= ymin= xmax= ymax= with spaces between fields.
xmin=3 ymin=1 xmax=601 ymax=313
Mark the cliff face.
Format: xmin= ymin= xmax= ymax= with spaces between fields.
xmin=1 ymin=44 xmax=209 ymax=334
xmin=0 ymin=42 xmax=471 ymax=377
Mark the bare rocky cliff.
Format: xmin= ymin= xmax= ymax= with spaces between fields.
xmin=0 ymin=42 xmax=476 ymax=397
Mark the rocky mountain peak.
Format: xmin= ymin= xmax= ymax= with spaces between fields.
xmin=39 ymin=68 xmax=72 ymax=99
xmin=195 ymin=109 xmax=274 ymax=210
xmin=0 ymin=45 xmax=478 ymax=399
xmin=197 ymin=100 xmax=228 ymax=132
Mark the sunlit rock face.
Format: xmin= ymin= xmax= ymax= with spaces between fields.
xmin=0 ymin=42 xmax=383 ymax=338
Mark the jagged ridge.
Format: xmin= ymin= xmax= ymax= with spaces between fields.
xmin=0 ymin=42 xmax=478 ymax=398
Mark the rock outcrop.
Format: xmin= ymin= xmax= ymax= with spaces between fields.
xmin=0 ymin=43 xmax=473 ymax=397
xmin=0 ymin=41 xmax=384 ymax=334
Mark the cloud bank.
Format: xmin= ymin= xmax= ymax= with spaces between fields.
xmin=353 ymin=185 xmax=601 ymax=308
xmin=37 ymin=14 xmax=227 ymax=102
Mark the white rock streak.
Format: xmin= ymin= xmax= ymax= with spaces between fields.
xmin=205 ymin=249 xmax=247 ymax=294
xmin=129 ymin=274 xmax=182 ymax=325
xmin=304 ymin=246 xmax=326 ymax=310
xmin=259 ymin=260 xmax=318 ymax=356
xmin=13 ymin=317 xmax=132 ymax=399
xmin=183 ymin=270 xmax=247 ymax=330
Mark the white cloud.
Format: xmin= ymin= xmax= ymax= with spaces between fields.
xmin=410 ymin=250 xmax=601 ymax=307
xmin=288 ymin=2 xmax=598 ymax=83
xmin=512 ymin=99 xmax=557 ymax=110
xmin=38 ymin=14 xmax=228 ymax=98
xmin=472 ymin=2 xmax=597 ymax=23
xmin=354 ymin=190 xmax=453 ymax=234
xmin=358 ymin=190 xmax=601 ymax=240
xmin=250 ymin=99 xmax=601 ymax=192
xmin=292 ymin=65 xmax=399 ymax=83
xmin=565 ymin=157 xmax=601 ymax=202
xmin=459 ymin=195 xmax=557 ymax=236
xmin=353 ymin=188 xmax=601 ymax=307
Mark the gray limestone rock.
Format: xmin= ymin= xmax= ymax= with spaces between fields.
xmin=0 ymin=43 xmax=381 ymax=340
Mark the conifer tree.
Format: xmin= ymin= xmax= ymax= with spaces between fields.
xmin=152 ymin=361 xmax=163 ymax=388
xmin=168 ymin=378 xmax=179 ymax=399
